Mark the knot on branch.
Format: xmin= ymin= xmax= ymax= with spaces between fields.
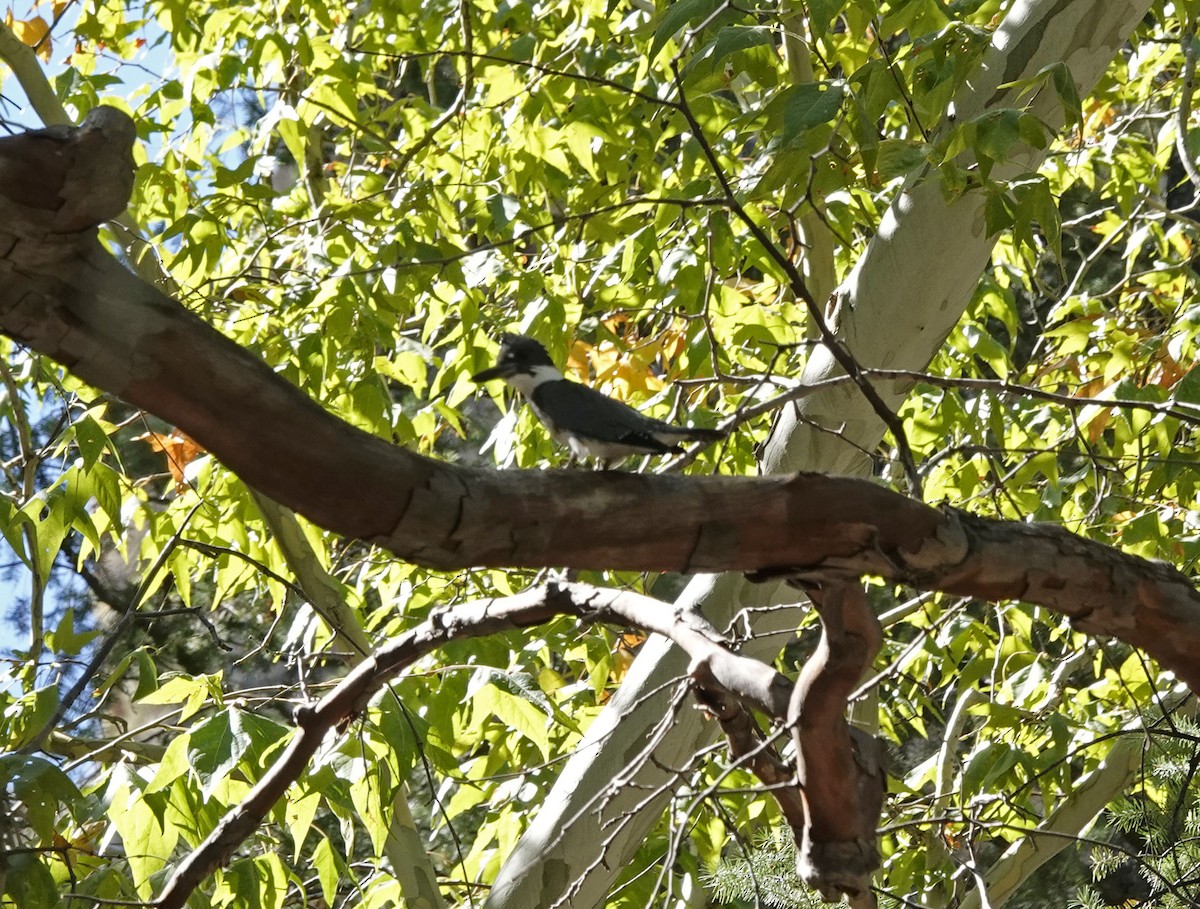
xmin=0 ymin=105 xmax=136 ymax=234
xmin=797 ymin=837 xmax=880 ymax=899
xmin=908 ymin=505 xmax=970 ymax=570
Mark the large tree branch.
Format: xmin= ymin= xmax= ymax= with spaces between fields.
xmin=0 ymin=109 xmax=1199 ymax=692
xmin=788 ymin=583 xmax=886 ymax=906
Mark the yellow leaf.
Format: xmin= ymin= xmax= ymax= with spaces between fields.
xmin=11 ymin=16 xmax=51 ymax=60
xmin=608 ymin=631 xmax=644 ymax=687
xmin=566 ymin=338 xmax=593 ymax=381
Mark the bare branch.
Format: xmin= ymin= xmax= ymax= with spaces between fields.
xmin=1177 ymin=27 xmax=1200 ymax=192
xmin=152 ymin=580 xmax=794 ymax=908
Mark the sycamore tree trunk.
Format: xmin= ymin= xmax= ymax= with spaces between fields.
xmin=481 ymin=3 xmax=1156 ymax=908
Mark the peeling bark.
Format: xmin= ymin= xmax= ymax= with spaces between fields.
xmin=0 ymin=112 xmax=1199 ymax=694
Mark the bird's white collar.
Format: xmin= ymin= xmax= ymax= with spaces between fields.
xmin=505 ymin=364 xmax=564 ymax=397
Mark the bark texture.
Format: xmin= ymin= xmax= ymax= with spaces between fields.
xmin=0 ymin=105 xmax=1197 ymax=683
xmin=789 ymin=584 xmax=885 ymax=904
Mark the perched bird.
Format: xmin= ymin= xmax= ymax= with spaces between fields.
xmin=471 ymin=333 xmax=726 ymax=464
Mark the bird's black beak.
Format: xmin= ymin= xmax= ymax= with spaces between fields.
xmin=471 ymin=363 xmax=513 ymax=383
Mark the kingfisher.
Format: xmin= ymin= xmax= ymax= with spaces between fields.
xmin=471 ymin=333 xmax=726 ymax=464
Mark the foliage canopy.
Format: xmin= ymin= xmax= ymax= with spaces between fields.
xmin=1 ymin=0 xmax=1200 ymax=906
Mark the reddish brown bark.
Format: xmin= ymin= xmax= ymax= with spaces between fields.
xmin=1 ymin=111 xmax=1199 ymax=691
xmin=790 ymin=583 xmax=887 ymax=903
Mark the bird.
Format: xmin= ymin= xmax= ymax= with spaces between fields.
xmin=471 ymin=333 xmax=726 ymax=464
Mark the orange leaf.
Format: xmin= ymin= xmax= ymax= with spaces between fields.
xmin=566 ymin=339 xmax=593 ymax=381
xmin=617 ymin=630 xmax=646 ymax=652
xmin=136 ymin=429 xmax=205 ymax=492
xmin=1147 ymin=348 xmax=1186 ymax=389
xmin=940 ymin=824 xmax=964 ymax=850
xmin=1086 ymin=408 xmax=1112 ymax=442
xmin=602 ymin=314 xmax=628 ymax=333
xmin=659 ymin=329 xmax=686 ymax=363
xmin=607 ymin=631 xmax=645 ymax=688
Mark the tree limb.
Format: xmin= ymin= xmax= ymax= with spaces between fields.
xmin=0 ymin=110 xmax=1198 ymax=692
xmin=789 ymin=582 xmax=885 ymax=905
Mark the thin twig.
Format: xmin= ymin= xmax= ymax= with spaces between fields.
xmin=350 ymin=48 xmax=677 ymax=109
xmin=669 ymin=66 xmax=924 ymax=498
xmin=873 ymin=17 xmax=927 ymax=141
xmin=0 ymin=358 xmax=45 ymax=664
xmin=707 ymin=366 xmax=1200 ymax=453
xmin=390 ymin=0 xmax=475 ymax=178
xmin=21 ymin=501 xmax=204 ymax=753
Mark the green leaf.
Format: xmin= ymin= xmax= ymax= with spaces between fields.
xmin=1016 ymin=111 xmax=1050 ymax=150
xmin=312 ymin=836 xmax=342 ymax=905
xmin=20 ymin=497 xmax=68 ymax=586
xmin=0 ymin=754 xmax=80 ymax=840
xmin=286 ymin=786 xmax=322 ymax=862
xmin=681 ymin=25 xmax=775 ymax=80
xmin=807 ymin=0 xmax=847 ymax=36
xmin=474 ymin=680 xmax=552 ymax=759
xmin=46 ymin=606 xmax=99 ymax=656
xmin=876 ymin=139 xmax=930 ymax=181
xmin=376 ymin=693 xmax=422 ymax=781
xmin=649 ymin=0 xmax=723 ymax=60
xmin=984 ymin=187 xmax=1016 ymax=237
xmin=5 ymin=685 xmax=58 ymax=751
xmin=348 ymin=760 xmax=394 ymax=858
xmin=133 ymin=649 xmax=159 ymax=701
xmin=972 ymin=108 xmax=1022 ymax=165
xmin=73 ymin=413 xmax=111 ymax=469
xmin=1172 ymin=365 xmax=1200 ymax=406
xmin=1044 ymin=61 xmax=1082 ymax=129
xmin=2 ymin=852 xmax=60 ymax=909
xmin=1025 ymin=177 xmax=1062 ymax=261
xmin=775 ymin=81 xmax=846 ymax=146
xmin=108 ymin=774 xmax=179 ymax=896
xmin=146 ymin=731 xmax=192 ymax=793
xmin=138 ymin=671 xmax=221 ymax=722
xmin=247 ymin=853 xmax=291 ymax=909
xmin=187 ymin=707 xmax=258 ymax=799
